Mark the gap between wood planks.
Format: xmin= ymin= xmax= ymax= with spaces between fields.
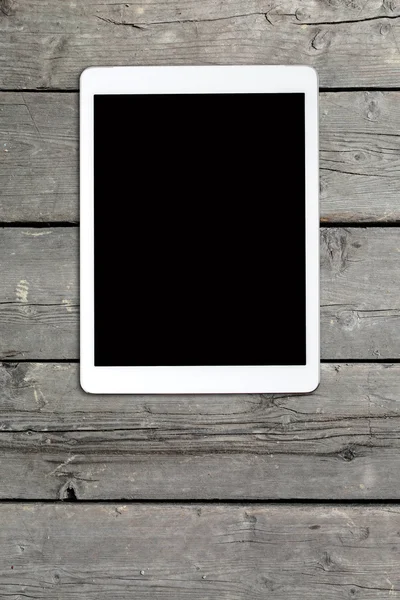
xmin=1 ymin=498 xmax=400 ymax=504
xmin=1 ymin=222 xmax=400 ymax=228
xmin=2 ymin=87 xmax=400 ymax=93
xmin=1 ymin=358 xmax=400 ymax=363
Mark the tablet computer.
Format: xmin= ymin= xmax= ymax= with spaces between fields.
xmin=80 ymin=65 xmax=319 ymax=394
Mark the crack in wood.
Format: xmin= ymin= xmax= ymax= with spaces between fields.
xmin=321 ymin=166 xmax=391 ymax=177
xmin=297 ymin=14 xmax=400 ymax=27
xmin=96 ymin=11 xmax=268 ymax=29
xmin=0 ymin=302 xmax=79 ymax=307
xmin=22 ymin=92 xmax=42 ymax=138
xmin=95 ymin=14 xmax=144 ymax=29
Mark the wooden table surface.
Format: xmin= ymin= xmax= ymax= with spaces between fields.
xmin=1 ymin=1 xmax=400 ymax=597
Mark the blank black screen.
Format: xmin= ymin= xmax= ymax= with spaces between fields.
xmin=94 ymin=94 xmax=306 ymax=366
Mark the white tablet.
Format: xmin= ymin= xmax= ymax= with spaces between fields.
xmin=80 ymin=65 xmax=319 ymax=394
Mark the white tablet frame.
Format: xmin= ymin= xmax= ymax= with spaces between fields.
xmin=80 ymin=65 xmax=319 ymax=394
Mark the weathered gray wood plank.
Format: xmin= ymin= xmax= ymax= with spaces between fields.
xmin=320 ymin=92 xmax=400 ymax=223
xmin=2 ymin=92 xmax=400 ymax=223
xmin=2 ymin=0 xmax=400 ymax=88
xmin=0 ymin=228 xmax=77 ymax=360
xmin=0 ymin=227 xmax=399 ymax=360
xmin=0 ymin=362 xmax=399 ymax=499
xmin=0 ymin=93 xmax=77 ymax=222
xmin=0 ymin=503 xmax=399 ymax=598
xmin=321 ymin=228 xmax=400 ymax=359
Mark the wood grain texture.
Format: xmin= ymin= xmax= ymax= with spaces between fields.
xmin=320 ymin=91 xmax=400 ymax=223
xmin=0 ymin=362 xmax=399 ymax=499
xmin=2 ymin=0 xmax=400 ymax=88
xmin=0 ymin=503 xmax=400 ymax=598
xmin=0 ymin=228 xmax=77 ymax=360
xmin=321 ymin=228 xmax=400 ymax=360
xmin=2 ymin=92 xmax=400 ymax=223
xmin=0 ymin=227 xmax=399 ymax=360
xmin=0 ymin=93 xmax=77 ymax=222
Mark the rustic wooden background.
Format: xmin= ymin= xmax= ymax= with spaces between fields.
xmin=1 ymin=0 xmax=400 ymax=597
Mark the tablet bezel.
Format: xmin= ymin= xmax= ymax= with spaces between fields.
xmin=80 ymin=65 xmax=319 ymax=394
